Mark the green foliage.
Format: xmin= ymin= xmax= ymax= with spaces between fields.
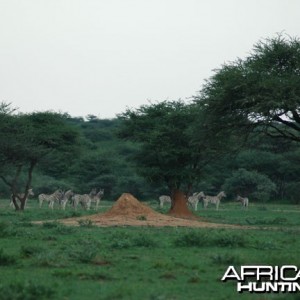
xmin=0 ymin=248 xmax=17 ymax=265
xmin=173 ymin=231 xmax=210 ymax=247
xmin=195 ymin=34 xmax=300 ymax=143
xmin=223 ymin=168 xmax=277 ymax=201
xmin=68 ymin=239 xmax=100 ymax=263
xmin=213 ymin=231 xmax=247 ymax=248
xmin=0 ymin=108 xmax=81 ymax=210
xmin=118 ymin=100 xmax=229 ymax=193
xmin=0 ymin=281 xmax=55 ymax=300
xmin=210 ymin=252 xmax=241 ymax=265
xmin=174 ymin=230 xmax=248 ymax=248
xmin=20 ymin=245 xmax=45 ymax=258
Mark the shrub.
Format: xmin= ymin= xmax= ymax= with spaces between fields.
xmin=210 ymin=253 xmax=241 ymax=265
xmin=0 ymin=222 xmax=23 ymax=238
xmin=42 ymin=221 xmax=75 ymax=234
xmin=68 ymin=239 xmax=99 ymax=263
xmin=20 ymin=245 xmax=45 ymax=258
xmin=0 ymin=281 xmax=55 ymax=300
xmin=173 ymin=231 xmax=210 ymax=247
xmin=132 ymin=235 xmax=157 ymax=248
xmin=213 ymin=232 xmax=247 ymax=248
xmin=0 ymin=248 xmax=17 ymax=266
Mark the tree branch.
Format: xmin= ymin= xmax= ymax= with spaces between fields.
xmin=273 ymin=115 xmax=300 ymax=132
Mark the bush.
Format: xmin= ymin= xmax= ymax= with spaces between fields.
xmin=132 ymin=235 xmax=157 ymax=248
xmin=173 ymin=231 xmax=210 ymax=247
xmin=0 ymin=248 xmax=17 ymax=265
xmin=20 ymin=245 xmax=45 ymax=258
xmin=42 ymin=221 xmax=76 ymax=234
xmin=213 ymin=232 xmax=247 ymax=248
xmin=0 ymin=281 xmax=55 ymax=300
xmin=68 ymin=239 xmax=99 ymax=263
xmin=223 ymin=168 xmax=276 ymax=201
xmin=210 ymin=253 xmax=241 ymax=265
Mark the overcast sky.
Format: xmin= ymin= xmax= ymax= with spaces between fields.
xmin=0 ymin=0 xmax=299 ymax=119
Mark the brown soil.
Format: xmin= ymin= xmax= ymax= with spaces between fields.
xmin=58 ymin=193 xmax=246 ymax=228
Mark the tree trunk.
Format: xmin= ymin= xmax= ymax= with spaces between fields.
xmin=168 ymin=189 xmax=197 ymax=219
xmin=20 ymin=197 xmax=26 ymax=210
xmin=11 ymin=195 xmax=20 ymax=211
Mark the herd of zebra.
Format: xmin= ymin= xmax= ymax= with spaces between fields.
xmin=10 ymin=188 xmax=105 ymax=210
xmin=9 ymin=188 xmax=249 ymax=211
xmin=159 ymin=191 xmax=249 ymax=210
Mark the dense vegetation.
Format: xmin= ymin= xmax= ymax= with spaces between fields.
xmin=0 ymin=110 xmax=299 ymax=205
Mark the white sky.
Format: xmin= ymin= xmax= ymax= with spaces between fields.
xmin=0 ymin=0 xmax=299 ymax=119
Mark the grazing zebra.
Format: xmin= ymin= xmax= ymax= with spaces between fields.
xmin=236 ymin=195 xmax=249 ymax=209
xmin=38 ymin=189 xmax=64 ymax=209
xmin=60 ymin=189 xmax=74 ymax=210
xmin=188 ymin=192 xmax=205 ymax=211
xmin=72 ymin=189 xmax=96 ymax=210
xmin=159 ymin=195 xmax=171 ymax=208
xmin=10 ymin=188 xmax=35 ymax=208
xmin=90 ymin=189 xmax=104 ymax=210
xmin=203 ymin=191 xmax=226 ymax=210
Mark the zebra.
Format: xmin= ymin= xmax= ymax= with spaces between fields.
xmin=60 ymin=189 xmax=74 ymax=210
xmin=10 ymin=188 xmax=34 ymax=208
xmin=236 ymin=195 xmax=249 ymax=209
xmin=159 ymin=195 xmax=171 ymax=208
xmin=203 ymin=191 xmax=226 ymax=210
xmin=188 ymin=192 xmax=205 ymax=211
xmin=90 ymin=189 xmax=104 ymax=210
xmin=72 ymin=189 xmax=96 ymax=210
xmin=38 ymin=189 xmax=64 ymax=210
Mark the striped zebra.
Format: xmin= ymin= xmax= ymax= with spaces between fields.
xmin=10 ymin=188 xmax=34 ymax=208
xmin=188 ymin=191 xmax=205 ymax=211
xmin=90 ymin=189 xmax=104 ymax=210
xmin=38 ymin=189 xmax=64 ymax=210
xmin=203 ymin=191 xmax=226 ymax=210
xmin=236 ymin=195 xmax=249 ymax=209
xmin=72 ymin=189 xmax=96 ymax=210
xmin=159 ymin=195 xmax=171 ymax=208
xmin=60 ymin=189 xmax=74 ymax=210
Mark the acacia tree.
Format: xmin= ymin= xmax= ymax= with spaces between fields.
xmin=194 ymin=34 xmax=300 ymax=143
xmin=0 ymin=104 xmax=80 ymax=210
xmin=118 ymin=100 xmax=228 ymax=218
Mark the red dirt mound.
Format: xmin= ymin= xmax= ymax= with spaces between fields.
xmin=102 ymin=193 xmax=156 ymax=217
xmin=58 ymin=193 xmax=244 ymax=228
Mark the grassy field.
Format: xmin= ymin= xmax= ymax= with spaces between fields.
xmin=0 ymin=199 xmax=300 ymax=300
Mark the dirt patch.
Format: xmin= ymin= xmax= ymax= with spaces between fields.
xmin=59 ymin=193 xmax=246 ymax=229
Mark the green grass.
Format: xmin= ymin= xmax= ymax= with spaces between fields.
xmin=0 ymin=198 xmax=300 ymax=299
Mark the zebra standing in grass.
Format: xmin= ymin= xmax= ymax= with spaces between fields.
xmin=236 ymin=195 xmax=249 ymax=209
xmin=159 ymin=195 xmax=171 ymax=208
xmin=72 ymin=189 xmax=96 ymax=210
xmin=188 ymin=192 xmax=205 ymax=211
xmin=203 ymin=191 xmax=226 ymax=210
xmin=60 ymin=189 xmax=74 ymax=210
xmin=38 ymin=189 xmax=64 ymax=210
xmin=90 ymin=189 xmax=104 ymax=210
xmin=10 ymin=188 xmax=35 ymax=208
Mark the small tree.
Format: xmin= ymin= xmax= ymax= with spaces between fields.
xmin=0 ymin=104 xmax=80 ymax=210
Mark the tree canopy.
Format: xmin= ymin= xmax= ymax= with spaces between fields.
xmin=0 ymin=105 xmax=80 ymax=210
xmin=194 ymin=34 xmax=300 ymax=142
